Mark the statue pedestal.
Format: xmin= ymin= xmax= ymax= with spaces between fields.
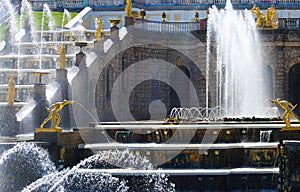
xmin=0 ymin=105 xmax=18 ymax=136
xmin=282 ymin=126 xmax=300 ymax=131
xmin=125 ymin=16 xmax=134 ymax=27
xmin=35 ymin=127 xmax=62 ymax=133
xmin=34 ymin=129 xmax=84 ymax=168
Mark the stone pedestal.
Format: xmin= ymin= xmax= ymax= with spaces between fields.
xmin=94 ymin=40 xmax=104 ymax=54
xmin=125 ymin=16 xmax=135 ymax=27
xmin=56 ymin=68 xmax=73 ymax=130
xmin=33 ymin=83 xmax=49 ymax=129
xmin=75 ymin=42 xmax=87 ymax=68
xmin=278 ymin=130 xmax=300 ymax=191
xmin=34 ymin=130 xmax=84 ymax=168
xmin=76 ymin=51 xmax=86 ymax=68
xmin=0 ymin=105 xmax=18 ymax=136
xmin=110 ymin=26 xmax=119 ymax=41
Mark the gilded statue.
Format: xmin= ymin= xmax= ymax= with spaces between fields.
xmin=251 ymin=4 xmax=278 ymax=29
xmin=125 ymin=0 xmax=132 ymax=17
xmin=94 ymin=16 xmax=104 ymax=41
xmin=265 ymin=4 xmax=278 ymax=28
xmin=58 ymin=45 xmax=66 ymax=69
xmin=39 ymin=100 xmax=74 ymax=129
xmin=270 ymin=98 xmax=300 ymax=127
xmin=7 ymin=75 xmax=15 ymax=106
xmin=250 ymin=4 xmax=265 ymax=27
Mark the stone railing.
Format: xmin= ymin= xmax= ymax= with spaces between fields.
xmin=135 ymin=0 xmax=300 ymax=5
xmin=62 ymin=0 xmax=86 ymax=8
xmin=88 ymin=0 xmax=125 ymax=6
xmin=283 ymin=18 xmax=300 ymax=28
xmin=135 ymin=18 xmax=299 ymax=31
xmin=27 ymin=0 xmax=300 ymax=10
xmin=135 ymin=18 xmax=205 ymax=32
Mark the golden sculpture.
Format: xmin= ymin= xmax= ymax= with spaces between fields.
xmin=265 ymin=4 xmax=278 ymax=28
xmin=7 ymin=75 xmax=15 ymax=106
xmin=39 ymin=100 xmax=74 ymax=129
xmin=60 ymin=147 xmax=65 ymax=161
xmin=94 ymin=16 xmax=104 ymax=41
xmin=125 ymin=0 xmax=132 ymax=17
xmin=270 ymin=98 xmax=300 ymax=129
xmin=251 ymin=4 xmax=278 ymax=29
xmin=58 ymin=45 xmax=66 ymax=69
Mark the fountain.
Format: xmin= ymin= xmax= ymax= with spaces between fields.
xmin=0 ymin=143 xmax=56 ymax=191
xmin=39 ymin=3 xmax=55 ymax=69
xmin=0 ymin=0 xmax=299 ymax=191
xmin=0 ymin=0 xmax=18 ymax=53
xmin=206 ymin=0 xmax=271 ymax=117
xmin=0 ymin=142 xmax=175 ymax=192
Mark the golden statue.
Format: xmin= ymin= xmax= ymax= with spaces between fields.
xmin=251 ymin=4 xmax=278 ymax=29
xmin=58 ymin=45 xmax=66 ymax=69
xmin=250 ymin=4 xmax=265 ymax=27
xmin=265 ymin=4 xmax=278 ymax=28
xmin=7 ymin=75 xmax=15 ymax=106
xmin=94 ymin=16 xmax=104 ymax=41
xmin=270 ymin=98 xmax=300 ymax=128
xmin=39 ymin=100 xmax=74 ymax=129
xmin=125 ymin=0 xmax=132 ymax=17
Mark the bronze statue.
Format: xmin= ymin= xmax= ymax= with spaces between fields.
xmin=58 ymin=45 xmax=66 ymax=69
xmin=125 ymin=0 xmax=132 ymax=17
xmin=94 ymin=16 xmax=104 ymax=41
xmin=270 ymin=98 xmax=300 ymax=127
xmin=39 ymin=100 xmax=74 ymax=129
xmin=7 ymin=75 xmax=15 ymax=106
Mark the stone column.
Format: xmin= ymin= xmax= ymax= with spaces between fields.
xmin=56 ymin=68 xmax=72 ymax=130
xmin=125 ymin=16 xmax=135 ymax=27
xmin=75 ymin=42 xmax=88 ymax=68
xmin=0 ymin=105 xmax=18 ymax=136
xmin=72 ymin=42 xmax=91 ymax=127
xmin=110 ymin=26 xmax=120 ymax=41
xmin=94 ymin=40 xmax=104 ymax=55
xmin=32 ymin=83 xmax=49 ymax=129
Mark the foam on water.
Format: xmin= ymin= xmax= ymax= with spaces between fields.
xmin=0 ymin=143 xmax=175 ymax=192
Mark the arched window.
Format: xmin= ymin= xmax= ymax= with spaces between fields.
xmin=289 ymin=64 xmax=300 ymax=115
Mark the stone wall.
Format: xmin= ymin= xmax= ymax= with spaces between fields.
xmin=89 ymin=28 xmax=300 ymax=121
xmin=260 ymin=29 xmax=300 ymax=113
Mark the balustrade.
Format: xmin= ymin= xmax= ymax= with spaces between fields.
xmin=89 ymin=0 xmax=125 ymax=6
xmin=27 ymin=0 xmax=300 ymax=10
xmin=136 ymin=0 xmax=300 ymax=5
xmin=136 ymin=18 xmax=202 ymax=32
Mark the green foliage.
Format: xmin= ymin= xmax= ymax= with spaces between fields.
xmin=1 ymin=11 xmax=78 ymax=40
xmin=0 ymin=26 xmax=9 ymax=41
xmin=33 ymin=11 xmax=78 ymax=30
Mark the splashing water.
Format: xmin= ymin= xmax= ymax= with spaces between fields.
xmin=39 ymin=3 xmax=55 ymax=69
xmin=260 ymin=130 xmax=272 ymax=142
xmin=206 ymin=0 xmax=271 ymax=117
xmin=0 ymin=142 xmax=56 ymax=191
xmin=62 ymin=9 xmax=71 ymax=29
xmin=21 ymin=0 xmax=37 ymax=43
xmin=1 ymin=0 xmax=18 ymax=48
xmin=43 ymin=4 xmax=55 ymax=30
xmin=22 ymin=149 xmax=175 ymax=191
